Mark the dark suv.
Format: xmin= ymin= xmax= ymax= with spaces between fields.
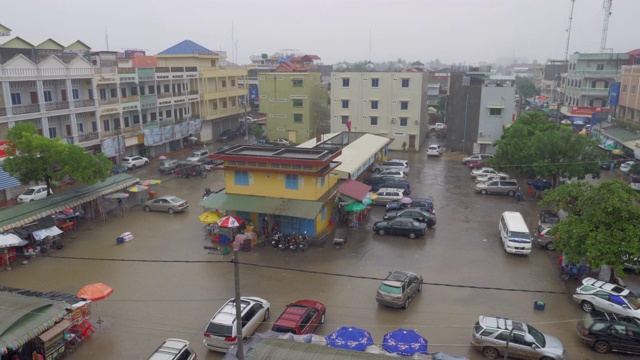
xmin=217 ymin=129 xmax=236 ymax=143
xmin=385 ymin=198 xmax=434 ymax=213
xmin=271 ymin=300 xmax=326 ymax=335
xmin=577 ymin=311 xmax=640 ymax=355
xmin=375 ymin=271 xmax=423 ymax=309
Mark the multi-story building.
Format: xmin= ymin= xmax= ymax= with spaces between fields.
xmin=559 ymin=52 xmax=630 ymax=108
xmin=618 ymin=65 xmax=640 ymax=123
xmin=258 ymin=66 xmax=328 ymax=144
xmin=446 ymin=71 xmax=516 ymax=154
xmin=534 ymin=60 xmax=567 ymax=103
xmin=329 ymin=70 xmax=429 ymax=151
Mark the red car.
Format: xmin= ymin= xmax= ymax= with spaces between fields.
xmin=271 ymin=300 xmax=326 ymax=335
xmin=468 ymin=160 xmax=488 ymax=169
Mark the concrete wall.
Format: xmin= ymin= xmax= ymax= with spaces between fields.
xmin=446 ymin=72 xmax=481 ymax=153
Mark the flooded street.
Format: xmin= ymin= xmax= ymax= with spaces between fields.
xmin=0 ymin=140 xmax=629 ymax=360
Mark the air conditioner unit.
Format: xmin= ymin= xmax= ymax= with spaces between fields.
xmin=391 ymin=119 xmax=397 ymax=123
xmin=415 ymin=120 xmax=419 ymax=124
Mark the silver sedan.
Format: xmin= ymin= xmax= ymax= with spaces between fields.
xmin=143 ymin=196 xmax=189 ymax=214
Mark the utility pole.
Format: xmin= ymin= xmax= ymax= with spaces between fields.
xmin=600 ymin=0 xmax=613 ymax=53
xmin=564 ymin=0 xmax=575 ymax=62
xmin=232 ymin=240 xmax=244 ymax=360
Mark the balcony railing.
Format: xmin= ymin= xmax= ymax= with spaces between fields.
xmin=77 ymin=132 xmax=100 ymax=142
xmin=12 ymin=104 xmax=40 ymax=115
xmin=188 ymin=90 xmax=199 ymax=95
xmin=73 ymin=99 xmax=96 ymax=108
xmin=117 ymin=68 xmax=136 ymax=74
xmin=155 ymin=67 xmax=170 ymax=73
xmin=45 ymin=102 xmax=70 ymax=111
xmin=120 ymin=95 xmax=140 ymax=103
xmin=0 ymin=107 xmax=5 ymax=117
xmin=123 ymin=125 xmax=141 ymax=133
xmin=99 ymin=98 xmax=120 ymax=106
xmin=157 ymin=93 xmax=173 ymax=99
xmin=579 ymin=87 xmax=610 ymax=95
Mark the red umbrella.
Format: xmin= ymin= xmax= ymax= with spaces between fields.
xmin=217 ymin=215 xmax=244 ymax=228
xmin=77 ymin=283 xmax=114 ymax=301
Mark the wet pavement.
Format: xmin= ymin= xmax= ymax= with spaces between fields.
xmin=0 ymin=136 xmax=634 ymax=360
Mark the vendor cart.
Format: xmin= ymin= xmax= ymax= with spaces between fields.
xmin=333 ymin=228 xmax=347 ymax=249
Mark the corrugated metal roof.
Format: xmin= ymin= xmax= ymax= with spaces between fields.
xmin=0 ymin=166 xmax=21 ymax=191
xmin=337 ymin=180 xmax=371 ymax=202
xmin=602 ymin=126 xmax=640 ymax=143
xmin=200 ymin=194 xmax=323 ymax=219
xmin=0 ymin=173 xmax=139 ymax=231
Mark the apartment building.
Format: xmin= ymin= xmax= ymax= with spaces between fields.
xmin=533 ymin=60 xmax=567 ymax=102
xmin=618 ymin=65 xmax=640 ymax=123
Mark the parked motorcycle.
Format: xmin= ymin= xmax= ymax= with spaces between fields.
xmin=299 ymin=233 xmax=310 ymax=252
xmin=278 ymin=233 xmax=289 ymax=251
xmin=559 ymin=264 xmax=589 ymax=281
xmin=289 ymin=235 xmax=298 ymax=252
xmin=271 ymin=232 xmax=282 ymax=249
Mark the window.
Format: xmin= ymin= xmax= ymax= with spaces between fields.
xmin=165 ymin=110 xmax=171 ymax=118
xmin=10 ymin=93 xmax=21 ymax=105
xmin=150 ymin=112 xmax=157 ymax=121
xmin=371 ymin=100 xmax=378 ymax=109
xmin=231 ymin=79 xmax=235 ymax=87
xmin=285 ymin=174 xmax=299 ymax=190
xmin=48 ymin=127 xmax=57 ymax=138
xmin=221 ymin=80 xmax=227 ymax=88
xmin=401 ymin=78 xmax=410 ymax=88
xmin=371 ymin=78 xmax=379 ymax=87
xmin=234 ymin=171 xmax=249 ymax=186
xmin=633 ymin=85 xmax=638 ymax=94
xmin=597 ymin=64 xmax=605 ymax=70
xmin=321 ymin=176 xmax=326 ymax=187
xmin=370 ymin=116 xmax=378 ymax=125
xmin=72 ymin=89 xmax=79 ymax=100
xmin=400 ymin=101 xmax=408 ymax=110
xmin=88 ymin=89 xmax=93 ymax=100
xmin=292 ymin=99 xmax=303 ymax=108
xmin=43 ymin=91 xmax=53 ymax=102
xmin=148 ymin=85 xmax=155 ymax=94
xmin=103 ymin=120 xmax=110 ymax=132
xmin=341 ymin=115 xmax=349 ymax=125
xmin=292 ymin=79 xmax=303 ymax=87
xmin=321 ymin=205 xmax=326 ymax=221
xmin=110 ymin=88 xmax=117 ymax=98
xmin=92 ymin=121 xmax=98 ymax=132
xmin=341 ymin=99 xmax=349 ymax=108
xmin=139 ymin=86 xmax=145 ymax=96
xmin=77 ymin=123 xmax=84 ymax=134
xmin=489 ymin=108 xmax=503 ymax=116
xmin=342 ymin=78 xmax=350 ymax=87
xmin=400 ymin=117 xmax=408 ymax=126
xmin=99 ymin=88 xmax=107 ymax=100
xmin=623 ymin=85 xmax=628 ymax=93
xmin=163 ymin=84 xmax=170 ymax=93
xmin=293 ymin=114 xmax=303 ymax=122
xmin=120 ymin=88 xmax=127 ymax=98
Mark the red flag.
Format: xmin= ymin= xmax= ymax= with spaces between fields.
xmin=347 ymin=121 xmax=352 ymax=132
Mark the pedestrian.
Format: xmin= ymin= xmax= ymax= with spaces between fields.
xmin=261 ymin=217 xmax=268 ymax=237
xmin=515 ymin=187 xmax=523 ymax=202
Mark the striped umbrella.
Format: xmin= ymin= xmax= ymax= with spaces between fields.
xmin=138 ymin=180 xmax=161 ymax=186
xmin=127 ymin=185 xmax=149 ymax=193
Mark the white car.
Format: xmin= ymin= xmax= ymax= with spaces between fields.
xmin=426 ymin=145 xmax=443 ymax=156
xmin=573 ymin=277 xmax=640 ymax=317
xmin=17 ymin=185 xmax=51 ymax=203
xmin=377 ymin=169 xmax=407 ymax=180
xmin=471 ymin=167 xmax=501 ymax=177
xmin=121 ymin=156 xmax=149 ymax=170
xmin=462 ymin=153 xmax=493 ymax=165
xmin=203 ymin=297 xmax=270 ymax=352
xmin=272 ymin=138 xmax=291 ymax=146
xmin=186 ymin=149 xmax=210 ymax=162
xmin=620 ymin=161 xmax=636 ymax=173
xmin=240 ymin=116 xmax=256 ymax=124
xmin=475 ymin=173 xmax=510 ymax=183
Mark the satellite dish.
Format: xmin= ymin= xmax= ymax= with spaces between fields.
xmin=365 ymin=63 xmax=375 ymax=72
xmin=394 ymin=63 xmax=404 ymax=72
xmin=334 ymin=63 xmax=347 ymax=72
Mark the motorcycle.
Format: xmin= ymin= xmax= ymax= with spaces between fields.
xmin=202 ymin=188 xmax=213 ymax=200
xmin=299 ymin=233 xmax=310 ymax=252
xmin=271 ymin=232 xmax=282 ymax=249
xmin=559 ymin=264 xmax=589 ymax=281
xmin=278 ymin=233 xmax=289 ymax=251
xmin=289 ymin=235 xmax=298 ymax=252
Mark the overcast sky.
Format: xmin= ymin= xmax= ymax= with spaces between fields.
xmin=3 ymin=0 xmax=639 ymax=65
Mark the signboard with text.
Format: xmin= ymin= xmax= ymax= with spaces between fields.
xmin=570 ymin=106 xmax=608 ymax=115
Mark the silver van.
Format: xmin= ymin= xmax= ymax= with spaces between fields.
xmin=499 ymin=211 xmax=532 ymax=255
xmin=372 ymin=188 xmax=404 ymax=205
xmin=148 ymin=338 xmax=197 ymax=360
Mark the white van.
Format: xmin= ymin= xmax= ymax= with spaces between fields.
xmin=499 ymin=211 xmax=532 ymax=255
xmin=148 ymin=338 xmax=197 ymax=360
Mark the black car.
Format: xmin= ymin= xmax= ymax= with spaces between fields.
xmin=528 ymin=178 xmax=552 ymax=192
xmin=217 ymin=129 xmax=236 ymax=143
xmin=364 ymin=175 xmax=402 ymax=186
xmin=576 ymin=311 xmax=640 ymax=355
xmin=372 ymin=218 xmax=427 ymax=239
xmin=234 ymin=123 xmax=247 ymax=137
xmin=385 ymin=198 xmax=434 ymax=213
xmin=383 ymin=209 xmax=436 ymax=228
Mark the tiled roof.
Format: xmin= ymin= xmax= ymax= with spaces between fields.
xmin=158 ymin=40 xmax=213 ymax=55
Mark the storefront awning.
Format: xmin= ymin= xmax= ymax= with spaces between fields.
xmin=201 ymin=193 xmax=324 ymax=219
xmin=31 ymin=226 xmax=63 ymax=241
xmin=336 ymin=179 xmax=371 ymax=203
xmin=0 ymin=173 xmax=139 ymax=231
xmin=600 ymin=126 xmax=640 ymax=144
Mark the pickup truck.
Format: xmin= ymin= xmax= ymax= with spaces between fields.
xmin=429 ymin=123 xmax=447 ymax=132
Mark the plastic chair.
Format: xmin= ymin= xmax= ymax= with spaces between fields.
xmin=76 ymin=319 xmax=95 ymax=340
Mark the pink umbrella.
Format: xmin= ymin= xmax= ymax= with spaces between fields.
xmin=400 ymin=197 xmax=413 ymax=204
xmin=217 ymin=215 xmax=244 ymax=228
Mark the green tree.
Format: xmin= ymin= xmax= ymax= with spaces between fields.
xmin=515 ymin=75 xmax=538 ymax=98
xmin=252 ymin=124 xmax=263 ymax=139
xmin=436 ymin=96 xmax=448 ymax=120
xmin=3 ymin=122 xmax=113 ymax=194
xmin=493 ymin=111 xmax=607 ymax=187
xmin=540 ymin=180 xmax=640 ymax=278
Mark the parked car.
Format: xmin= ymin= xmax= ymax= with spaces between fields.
xmin=186 ymin=149 xmax=210 ymax=162
xmin=147 ymin=338 xmax=197 ymax=360
xmin=475 ymin=173 xmax=510 ymax=183
xmin=365 ymin=175 xmax=404 ymax=186
xmin=271 ymin=300 xmax=326 ymax=335
xmin=217 ymin=129 xmax=236 ymax=143
xmin=428 ymin=123 xmax=447 ymax=132
xmin=202 ymin=159 xmax=223 ymax=171
xmin=536 ymin=225 xmax=556 ymax=251
xmin=143 ymin=196 xmax=189 ymax=214
xmin=576 ymin=310 xmax=640 ymax=355
xmin=383 ymin=209 xmax=436 ymax=228
xmin=203 ymin=297 xmax=270 ymax=352
xmin=371 ymin=188 xmax=405 ymax=205
xmin=252 ymin=139 xmax=271 ymax=146
xmin=121 ymin=156 xmax=149 ymax=170
xmin=462 ymin=153 xmax=494 ymax=165
xmin=539 ymin=210 xmax=560 ymax=227
xmin=573 ymin=277 xmax=640 ymax=317
xmin=158 ymin=159 xmax=179 ymax=174
xmin=17 ymin=185 xmax=50 ymax=203
xmin=385 ymin=198 xmax=434 ymax=213
xmin=468 ymin=160 xmax=489 ymax=169
xmin=370 ymin=181 xmax=411 ymax=195
xmin=375 ymin=270 xmax=423 ymax=309
xmin=471 ymin=167 xmax=502 ymax=178
xmin=475 ymin=179 xmax=519 ymax=196
xmin=426 ymin=144 xmax=443 ymax=156
xmin=240 ymin=116 xmax=256 ymax=124
xmin=528 ymin=178 xmax=553 ymax=192
xmin=600 ymin=160 xmax=613 ymax=169
xmin=377 ymin=169 xmax=407 ymax=180
xmin=471 ymin=315 xmax=566 ymax=360
xmin=372 ymin=218 xmax=427 ymax=239
xmin=371 ymin=160 xmax=410 ymax=174
xmin=620 ymin=161 xmax=636 ymax=173
xmin=272 ymin=138 xmax=291 ymax=146
xmin=234 ymin=123 xmax=247 ymax=137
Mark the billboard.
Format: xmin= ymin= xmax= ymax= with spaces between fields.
xmin=609 ymin=82 xmax=621 ymax=106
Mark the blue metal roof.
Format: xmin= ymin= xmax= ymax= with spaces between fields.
xmin=157 ymin=40 xmax=214 ymax=55
xmin=0 ymin=166 xmax=20 ymax=191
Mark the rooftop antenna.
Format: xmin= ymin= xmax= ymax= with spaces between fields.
xmin=368 ymin=28 xmax=372 ymax=62
xmin=565 ymin=0 xmax=575 ymax=62
xmin=600 ymin=0 xmax=613 ymax=52
xmin=231 ymin=21 xmax=234 ymax=64
xmin=104 ymin=26 xmax=109 ymax=51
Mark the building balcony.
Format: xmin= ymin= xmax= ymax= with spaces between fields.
xmin=11 ymin=104 xmax=40 ymax=115
xmin=155 ymin=67 xmax=170 ymax=74
xmin=99 ymin=98 xmax=120 ymax=106
xmin=121 ymin=95 xmax=140 ymax=103
xmin=157 ymin=93 xmax=173 ymax=99
xmin=566 ymin=69 xmax=621 ymax=78
xmin=73 ymin=99 xmax=96 ymax=108
xmin=0 ymin=67 xmax=94 ymax=79
xmin=188 ymin=90 xmax=199 ymax=95
xmin=117 ymin=68 xmax=136 ymax=74
xmin=578 ymin=87 xmax=610 ymax=96
xmin=0 ymin=107 xmax=5 ymax=117
xmin=123 ymin=125 xmax=141 ymax=134
xmin=44 ymin=101 xmax=70 ymax=112
xmin=77 ymin=132 xmax=100 ymax=143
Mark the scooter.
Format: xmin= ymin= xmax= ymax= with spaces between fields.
xmin=271 ymin=232 xmax=282 ymax=249
xmin=289 ymin=235 xmax=298 ymax=252
xmin=278 ymin=233 xmax=289 ymax=251
xmin=299 ymin=233 xmax=310 ymax=252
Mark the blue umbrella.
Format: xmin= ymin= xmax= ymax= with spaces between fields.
xmin=382 ymin=328 xmax=428 ymax=356
xmin=325 ymin=326 xmax=374 ymax=351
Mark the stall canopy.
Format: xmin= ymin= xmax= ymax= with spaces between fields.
xmin=201 ymin=193 xmax=324 ymax=219
xmin=246 ymin=338 xmax=399 ymax=360
xmin=0 ymin=174 xmax=139 ymax=231
xmin=337 ymin=180 xmax=371 ymax=203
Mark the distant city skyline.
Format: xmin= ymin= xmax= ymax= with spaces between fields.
xmin=3 ymin=0 xmax=639 ymax=66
